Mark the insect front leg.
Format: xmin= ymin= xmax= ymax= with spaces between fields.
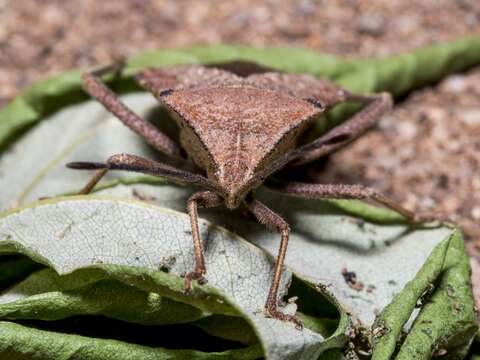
xmin=244 ymin=196 xmax=303 ymax=330
xmin=82 ymin=61 xmax=183 ymax=159
xmin=185 ymin=191 xmax=223 ymax=292
xmin=67 ymin=153 xmax=216 ymax=194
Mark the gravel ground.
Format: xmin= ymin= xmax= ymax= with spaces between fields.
xmin=1 ymin=0 xmax=479 ymax=303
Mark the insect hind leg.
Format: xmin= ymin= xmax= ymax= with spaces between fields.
xmin=67 ymin=153 xmax=216 ymax=194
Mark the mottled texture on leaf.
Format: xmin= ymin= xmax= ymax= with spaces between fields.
xmin=0 ymin=94 xmax=161 ymax=209
xmin=0 ymin=197 xmax=332 ymax=360
xmin=370 ymin=237 xmax=450 ymax=359
xmin=395 ymin=230 xmax=478 ymax=360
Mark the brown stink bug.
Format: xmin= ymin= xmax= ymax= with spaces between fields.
xmin=67 ymin=60 xmax=434 ymax=329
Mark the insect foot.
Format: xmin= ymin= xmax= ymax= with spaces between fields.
xmin=264 ymin=304 xmax=303 ymax=330
xmin=183 ymin=270 xmax=208 ymax=294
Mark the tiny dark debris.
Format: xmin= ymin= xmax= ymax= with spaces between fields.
xmin=159 ymin=266 xmax=170 ymax=273
xmin=416 ymin=283 xmax=436 ymax=307
xmin=347 ymin=326 xmax=373 ymax=357
xmin=372 ymin=321 xmax=389 ymax=339
xmin=131 ymin=188 xmax=157 ymax=201
xmin=158 ymin=256 xmax=176 ymax=272
xmin=347 ymin=217 xmax=366 ymax=230
xmin=316 ymin=282 xmax=332 ymax=291
xmin=342 ymin=267 xmax=365 ymax=292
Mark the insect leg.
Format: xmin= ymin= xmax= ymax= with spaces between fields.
xmin=244 ymin=196 xmax=303 ymax=330
xmin=266 ymin=180 xmax=442 ymax=223
xmin=184 ymin=191 xmax=223 ymax=291
xmin=67 ymin=153 xmax=216 ymax=193
xmin=77 ymin=168 xmax=108 ymax=194
xmin=288 ymin=92 xmax=393 ymax=166
xmin=82 ymin=62 xmax=183 ymax=158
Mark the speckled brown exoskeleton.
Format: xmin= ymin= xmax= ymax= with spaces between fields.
xmin=67 ymin=60 xmax=434 ymax=329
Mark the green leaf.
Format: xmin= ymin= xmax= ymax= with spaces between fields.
xmin=0 ymin=93 xmax=167 ymax=207
xmin=0 ymin=321 xmax=263 ymax=360
xmin=0 ymin=268 xmax=208 ymax=325
xmin=0 ymin=191 xmax=472 ymax=359
xmin=394 ymin=230 xmax=478 ymax=360
xmin=468 ymin=340 xmax=480 ymax=360
xmin=370 ymin=237 xmax=450 ymax=359
xmin=0 ymin=255 xmax=43 ymax=291
xmin=1 ymin=197 xmax=343 ymax=359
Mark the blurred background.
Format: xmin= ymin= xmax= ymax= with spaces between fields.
xmin=1 ymin=0 xmax=480 ymax=303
